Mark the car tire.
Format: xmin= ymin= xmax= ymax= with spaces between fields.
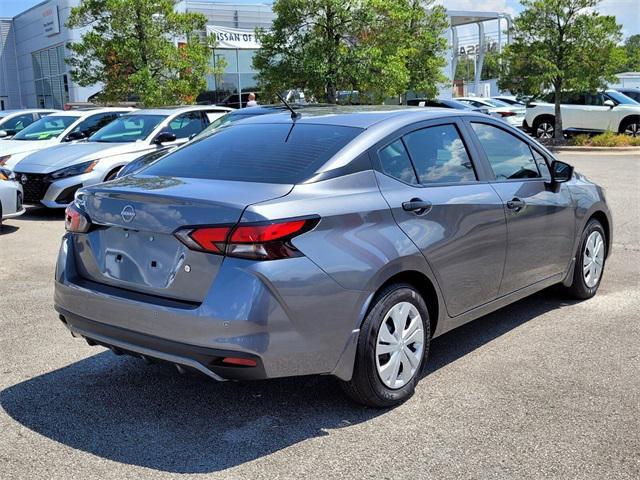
xmin=533 ymin=116 xmax=555 ymax=139
xmin=563 ymin=219 xmax=607 ymax=299
xmin=620 ymin=118 xmax=640 ymax=137
xmin=341 ymin=283 xmax=430 ymax=408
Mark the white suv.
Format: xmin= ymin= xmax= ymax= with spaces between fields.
xmin=524 ymin=90 xmax=640 ymax=138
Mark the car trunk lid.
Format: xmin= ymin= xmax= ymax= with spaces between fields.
xmin=72 ymin=175 xmax=292 ymax=302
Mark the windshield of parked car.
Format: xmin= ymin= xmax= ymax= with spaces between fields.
xmin=89 ymin=114 xmax=167 ymax=143
xmin=12 ymin=115 xmax=79 ymax=141
xmin=194 ymin=112 xmax=242 ymax=138
xmin=144 ymin=123 xmax=363 ymax=184
xmin=606 ymin=91 xmax=639 ymax=105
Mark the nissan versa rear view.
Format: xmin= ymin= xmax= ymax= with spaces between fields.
xmin=55 ymin=107 xmax=611 ymax=407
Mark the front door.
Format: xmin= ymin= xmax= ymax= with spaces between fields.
xmin=467 ymin=121 xmax=576 ymax=295
xmin=374 ymin=120 xmax=508 ymax=317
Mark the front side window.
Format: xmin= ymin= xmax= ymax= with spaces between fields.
xmin=471 ymin=123 xmax=541 ymax=180
xmin=89 ymin=114 xmax=167 ymax=143
xmin=378 ymin=140 xmax=418 ymax=184
xmin=403 ymin=124 xmax=476 ymax=184
xmin=12 ymin=115 xmax=79 ymax=141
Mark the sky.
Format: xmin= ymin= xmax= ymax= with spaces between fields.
xmin=1 ymin=0 xmax=638 ymax=37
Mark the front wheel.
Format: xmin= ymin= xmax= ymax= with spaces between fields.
xmin=621 ymin=119 xmax=640 ymax=137
xmin=341 ymin=283 xmax=430 ymax=408
xmin=563 ymin=219 xmax=607 ymax=299
xmin=534 ymin=117 xmax=555 ymax=139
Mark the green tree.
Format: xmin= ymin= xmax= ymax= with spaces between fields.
xmin=621 ymin=34 xmax=640 ymax=72
xmin=499 ymin=0 xmax=624 ymax=139
xmin=253 ymin=0 xmax=448 ymax=103
xmin=66 ymin=0 xmax=222 ymax=106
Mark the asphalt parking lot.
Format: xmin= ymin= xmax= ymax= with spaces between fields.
xmin=0 ymin=153 xmax=638 ymax=480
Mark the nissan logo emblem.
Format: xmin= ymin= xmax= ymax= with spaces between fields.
xmin=121 ymin=205 xmax=136 ymax=223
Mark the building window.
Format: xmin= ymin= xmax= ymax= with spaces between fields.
xmin=32 ymin=45 xmax=69 ymax=109
xmin=208 ymin=48 xmax=259 ymax=97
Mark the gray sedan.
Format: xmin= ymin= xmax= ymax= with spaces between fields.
xmin=55 ymin=106 xmax=611 ymax=407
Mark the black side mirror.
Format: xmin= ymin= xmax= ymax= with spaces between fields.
xmin=153 ymin=131 xmax=177 ymax=144
xmin=551 ymin=160 xmax=574 ymax=183
xmin=65 ymin=130 xmax=87 ymax=142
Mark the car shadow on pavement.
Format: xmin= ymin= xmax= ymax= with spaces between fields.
xmin=0 ymin=224 xmax=19 ymax=235
xmin=0 ymin=288 xmax=577 ymax=474
xmin=15 ymin=206 xmax=66 ymax=221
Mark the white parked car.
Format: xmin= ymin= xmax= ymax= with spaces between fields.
xmin=457 ymin=97 xmax=526 ymax=128
xmin=491 ymin=95 xmax=525 ymax=106
xmin=12 ymin=105 xmax=231 ymax=208
xmin=0 ymin=107 xmax=134 ymax=170
xmin=0 ymin=109 xmax=59 ymax=139
xmin=0 ymin=167 xmax=25 ymax=224
xmin=524 ymin=90 xmax=640 ymax=138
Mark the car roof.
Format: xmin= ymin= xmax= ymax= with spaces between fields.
xmin=134 ymin=105 xmax=233 ymax=115
xmin=235 ymin=105 xmax=478 ymax=129
xmin=0 ymin=108 xmax=58 ymax=115
xmin=50 ymin=107 xmax=135 ymax=117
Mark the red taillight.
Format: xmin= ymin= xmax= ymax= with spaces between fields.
xmin=189 ymin=226 xmax=230 ymax=254
xmin=176 ymin=217 xmax=319 ymax=260
xmin=64 ymin=204 xmax=91 ymax=233
xmin=230 ymin=220 xmax=307 ymax=243
xmin=499 ymin=111 xmax=517 ymax=117
xmin=222 ymin=357 xmax=257 ymax=367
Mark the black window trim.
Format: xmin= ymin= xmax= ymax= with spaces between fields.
xmin=371 ymin=117 xmax=487 ymax=188
xmin=464 ymin=117 xmax=553 ymax=184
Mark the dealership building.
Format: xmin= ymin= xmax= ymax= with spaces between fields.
xmin=0 ymin=0 xmax=509 ymax=110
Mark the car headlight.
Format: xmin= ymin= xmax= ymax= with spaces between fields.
xmin=0 ymin=167 xmax=15 ymax=181
xmin=0 ymin=155 xmax=11 ymax=166
xmin=50 ymin=160 xmax=98 ymax=180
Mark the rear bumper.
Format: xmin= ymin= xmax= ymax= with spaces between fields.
xmin=57 ymin=308 xmax=266 ymax=381
xmin=54 ymin=234 xmax=368 ymax=381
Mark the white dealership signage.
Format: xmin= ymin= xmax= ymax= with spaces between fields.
xmin=40 ymin=5 xmax=60 ymax=37
xmin=206 ymin=26 xmax=261 ymax=49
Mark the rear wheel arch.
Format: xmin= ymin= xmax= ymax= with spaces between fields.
xmin=369 ymin=270 xmax=440 ymax=338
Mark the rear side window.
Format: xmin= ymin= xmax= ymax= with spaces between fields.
xmin=144 ymin=123 xmax=362 ymax=184
xmin=378 ymin=140 xmax=418 ymax=184
xmin=471 ymin=123 xmax=540 ymax=179
xmin=403 ymin=124 xmax=476 ymax=184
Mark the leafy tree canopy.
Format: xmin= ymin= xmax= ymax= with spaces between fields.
xmin=66 ymin=0 xmax=221 ymax=106
xmin=621 ymin=34 xmax=640 ymax=72
xmin=499 ymin=0 xmax=624 ymax=139
xmin=253 ymin=0 xmax=449 ymax=103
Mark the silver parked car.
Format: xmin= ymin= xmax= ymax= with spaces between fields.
xmin=55 ymin=107 xmax=612 ymax=407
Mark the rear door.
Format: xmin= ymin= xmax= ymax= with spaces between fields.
xmin=373 ymin=118 xmax=507 ymax=317
xmin=466 ymin=120 xmax=575 ymax=295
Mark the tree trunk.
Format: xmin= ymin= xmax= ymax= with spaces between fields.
xmin=554 ymin=82 xmax=563 ymax=141
xmin=324 ymin=7 xmax=338 ymax=104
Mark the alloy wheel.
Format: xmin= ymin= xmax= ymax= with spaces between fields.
xmin=583 ymin=231 xmax=605 ymax=288
xmin=375 ymin=301 xmax=424 ymax=389
xmin=536 ymin=122 xmax=554 ymax=139
xmin=624 ymin=122 xmax=640 ymax=137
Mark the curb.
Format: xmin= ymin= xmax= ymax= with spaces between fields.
xmin=548 ymin=146 xmax=640 ymax=154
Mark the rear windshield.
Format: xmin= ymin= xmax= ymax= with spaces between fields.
xmin=144 ymin=123 xmax=362 ymax=184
